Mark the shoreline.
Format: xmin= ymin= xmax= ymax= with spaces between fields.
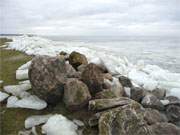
xmin=0 ymin=36 xmax=180 ymax=135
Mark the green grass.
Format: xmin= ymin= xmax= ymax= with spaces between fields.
xmin=0 ymin=38 xmax=95 ymax=135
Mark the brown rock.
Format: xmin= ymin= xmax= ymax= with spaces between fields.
xmin=29 ymin=56 xmax=77 ymax=104
xmin=63 ymin=78 xmax=91 ymax=110
xmin=81 ymin=63 xmax=104 ymax=94
xmin=69 ymin=51 xmax=88 ymax=69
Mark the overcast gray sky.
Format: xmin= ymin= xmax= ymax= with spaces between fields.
xmin=1 ymin=0 xmax=180 ymax=36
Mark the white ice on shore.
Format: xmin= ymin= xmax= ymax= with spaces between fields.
xmin=4 ymin=83 xmax=31 ymax=97
xmin=41 ymin=114 xmax=78 ymax=135
xmin=7 ymin=95 xmax=47 ymax=110
xmin=18 ymin=61 xmax=31 ymax=70
xmin=25 ymin=114 xmax=53 ymax=129
xmin=8 ymin=35 xmax=180 ymax=98
xmin=19 ymin=80 xmax=31 ymax=85
xmin=0 ymin=91 xmax=9 ymax=102
xmin=16 ymin=69 xmax=29 ymax=80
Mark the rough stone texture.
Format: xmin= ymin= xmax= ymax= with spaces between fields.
xmin=165 ymin=96 xmax=180 ymax=105
xmin=143 ymin=108 xmax=168 ymax=125
xmin=63 ymin=78 xmax=91 ymax=110
xmin=103 ymin=73 xmax=113 ymax=81
xmin=151 ymin=88 xmax=166 ymax=100
xmin=77 ymin=64 xmax=87 ymax=72
xmin=103 ymin=79 xmax=112 ymax=89
xmin=166 ymin=104 xmax=180 ymax=122
xmin=89 ymin=100 xmax=143 ymax=127
xmin=59 ymin=51 xmax=68 ymax=56
xmin=119 ymin=76 xmax=132 ymax=87
xmin=29 ymin=56 xmax=77 ymax=104
xmin=98 ymin=107 xmax=151 ymax=135
xmin=89 ymin=97 xmax=135 ymax=111
xmin=81 ymin=63 xmax=104 ymax=94
xmin=95 ymin=90 xmax=118 ymax=99
xmin=149 ymin=123 xmax=180 ymax=135
xmin=141 ymin=94 xmax=164 ymax=111
xmin=130 ymin=87 xmax=146 ymax=102
xmin=69 ymin=51 xmax=88 ymax=69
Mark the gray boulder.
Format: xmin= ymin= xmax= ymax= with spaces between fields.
xmin=29 ymin=56 xmax=78 ymax=104
xmin=119 ymin=76 xmax=132 ymax=87
xmin=141 ymin=94 xmax=164 ymax=111
xmin=151 ymin=88 xmax=166 ymax=100
xmin=143 ymin=108 xmax=168 ymax=125
xmin=63 ymin=78 xmax=91 ymax=110
xmin=166 ymin=104 xmax=180 ymax=122
xmin=130 ymin=87 xmax=146 ymax=102
xmin=149 ymin=123 xmax=180 ymax=135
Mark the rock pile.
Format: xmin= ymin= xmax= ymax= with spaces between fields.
xmin=28 ymin=51 xmax=180 ymax=135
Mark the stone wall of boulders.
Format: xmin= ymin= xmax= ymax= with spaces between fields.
xmin=29 ymin=51 xmax=180 ymax=135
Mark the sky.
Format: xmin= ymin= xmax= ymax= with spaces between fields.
xmin=1 ymin=0 xmax=180 ymax=36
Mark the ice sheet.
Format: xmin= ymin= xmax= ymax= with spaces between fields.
xmin=7 ymin=95 xmax=47 ymax=110
xmin=4 ymin=83 xmax=31 ymax=97
xmin=25 ymin=114 xmax=52 ymax=129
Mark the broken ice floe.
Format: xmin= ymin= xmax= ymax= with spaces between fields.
xmin=18 ymin=61 xmax=31 ymax=70
xmin=42 ymin=114 xmax=78 ymax=135
xmin=0 ymin=91 xmax=9 ymax=102
xmin=4 ymin=83 xmax=31 ymax=97
xmin=7 ymin=95 xmax=47 ymax=110
xmin=18 ymin=127 xmax=37 ymax=135
xmin=25 ymin=114 xmax=53 ymax=129
xmin=16 ymin=69 xmax=29 ymax=80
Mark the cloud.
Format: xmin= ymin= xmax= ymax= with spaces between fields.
xmin=1 ymin=0 xmax=180 ymax=36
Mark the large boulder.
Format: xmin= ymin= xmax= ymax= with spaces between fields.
xmin=149 ymin=123 xmax=180 ymax=135
xmin=63 ymin=78 xmax=91 ymax=110
xmin=98 ymin=106 xmax=151 ymax=135
xmin=143 ymin=108 xmax=168 ymax=125
xmin=151 ymin=88 xmax=166 ymax=100
xmin=69 ymin=51 xmax=88 ymax=69
xmin=130 ymin=87 xmax=146 ymax=102
xmin=29 ymin=56 xmax=78 ymax=104
xmin=81 ymin=63 xmax=104 ymax=94
xmin=141 ymin=94 xmax=164 ymax=111
xmin=166 ymin=104 xmax=180 ymax=122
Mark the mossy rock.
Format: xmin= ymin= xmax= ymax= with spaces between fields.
xmin=69 ymin=51 xmax=88 ymax=69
